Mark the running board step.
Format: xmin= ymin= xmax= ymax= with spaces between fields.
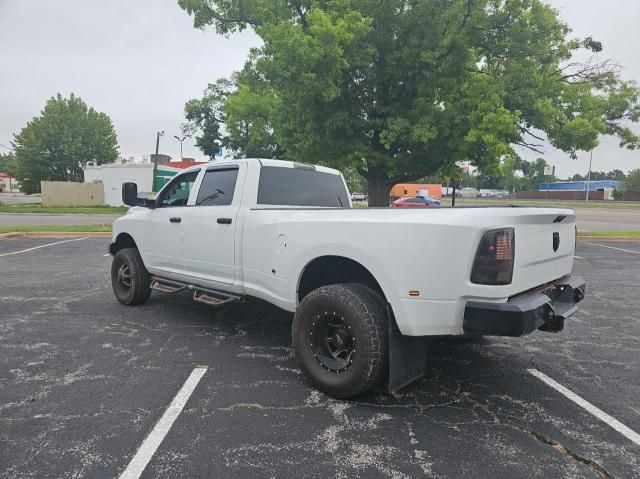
xmin=151 ymin=279 xmax=185 ymax=293
xmin=192 ymin=290 xmax=238 ymax=306
xmin=150 ymin=277 xmax=242 ymax=307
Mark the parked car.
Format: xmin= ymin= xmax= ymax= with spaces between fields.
xmin=390 ymin=195 xmax=441 ymax=207
xmin=111 ymin=158 xmax=585 ymax=398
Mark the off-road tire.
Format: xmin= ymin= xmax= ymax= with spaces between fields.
xmin=292 ymin=283 xmax=388 ymax=398
xmin=111 ymin=248 xmax=152 ymax=305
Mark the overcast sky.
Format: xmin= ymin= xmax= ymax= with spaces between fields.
xmin=0 ymin=0 xmax=638 ymax=178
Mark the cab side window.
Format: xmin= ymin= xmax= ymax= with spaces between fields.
xmin=157 ymin=171 xmax=199 ymax=208
xmin=196 ymin=168 xmax=239 ymax=206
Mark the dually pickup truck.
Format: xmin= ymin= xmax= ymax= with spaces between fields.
xmin=110 ymin=158 xmax=585 ymax=398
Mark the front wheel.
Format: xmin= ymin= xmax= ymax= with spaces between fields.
xmin=111 ymin=248 xmax=151 ymax=305
xmin=292 ymin=283 xmax=388 ymax=398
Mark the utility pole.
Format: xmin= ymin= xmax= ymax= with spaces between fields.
xmin=174 ymin=135 xmax=187 ymax=160
xmin=451 ymin=179 xmax=456 ymax=207
xmin=585 ymin=150 xmax=593 ymax=203
xmin=152 ymin=131 xmax=164 ymax=192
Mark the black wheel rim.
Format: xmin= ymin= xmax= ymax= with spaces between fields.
xmin=116 ymin=262 xmax=132 ymax=291
xmin=310 ymin=312 xmax=355 ymax=373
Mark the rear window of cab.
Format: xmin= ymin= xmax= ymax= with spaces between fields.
xmin=257 ymin=166 xmax=350 ymax=207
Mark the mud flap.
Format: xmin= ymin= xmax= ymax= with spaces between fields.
xmin=387 ymin=319 xmax=429 ymax=393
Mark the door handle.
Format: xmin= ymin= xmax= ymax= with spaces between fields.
xmin=169 ymin=217 xmax=182 ymax=223
xmin=217 ymin=218 xmax=232 ymax=224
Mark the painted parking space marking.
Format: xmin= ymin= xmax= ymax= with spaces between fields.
xmin=103 ymin=253 xmax=111 ymax=257
xmin=528 ymin=369 xmax=640 ymax=447
xmin=0 ymin=237 xmax=88 ymax=257
xmin=119 ymin=366 xmax=208 ymax=479
xmin=581 ymin=242 xmax=640 ymax=255
xmin=574 ymin=255 xmax=582 ymax=259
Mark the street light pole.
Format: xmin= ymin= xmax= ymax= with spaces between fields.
xmin=152 ymin=131 xmax=164 ymax=192
xmin=585 ymin=150 xmax=593 ymax=203
xmin=174 ymin=135 xmax=186 ymax=160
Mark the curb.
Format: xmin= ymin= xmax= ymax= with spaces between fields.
xmin=0 ymin=231 xmax=112 ymax=239
xmin=0 ymin=232 xmax=27 ymax=239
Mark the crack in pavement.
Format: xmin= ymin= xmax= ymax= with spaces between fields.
xmin=0 ymin=407 xmax=159 ymax=423
xmin=451 ymin=384 xmax=611 ymax=479
xmin=529 ymin=431 xmax=611 ymax=479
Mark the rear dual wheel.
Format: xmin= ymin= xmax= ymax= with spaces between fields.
xmin=292 ymin=283 xmax=388 ymax=399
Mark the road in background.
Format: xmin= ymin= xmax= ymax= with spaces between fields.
xmin=575 ymin=207 xmax=640 ymax=231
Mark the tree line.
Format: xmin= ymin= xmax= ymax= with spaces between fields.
xmin=400 ymin=157 xmax=639 ymax=194
xmin=460 ymin=160 xmax=630 ymax=192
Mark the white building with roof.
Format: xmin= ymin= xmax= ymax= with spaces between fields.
xmin=83 ymin=162 xmax=154 ymax=206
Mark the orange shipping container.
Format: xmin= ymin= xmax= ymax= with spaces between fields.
xmin=390 ymin=183 xmax=442 ymax=199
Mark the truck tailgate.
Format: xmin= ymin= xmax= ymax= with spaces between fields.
xmin=511 ymin=211 xmax=576 ymax=293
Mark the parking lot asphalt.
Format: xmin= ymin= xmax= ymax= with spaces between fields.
xmin=1 ymin=238 xmax=639 ymax=478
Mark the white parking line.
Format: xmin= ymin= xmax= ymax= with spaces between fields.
xmin=0 ymin=237 xmax=88 ymax=257
xmin=528 ymin=369 xmax=640 ymax=447
xmin=103 ymin=253 xmax=111 ymax=257
xmin=119 ymin=367 xmax=208 ymax=479
xmin=573 ymin=255 xmax=582 ymax=259
xmin=581 ymin=242 xmax=640 ymax=255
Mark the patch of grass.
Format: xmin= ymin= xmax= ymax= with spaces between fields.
xmin=0 ymin=204 xmax=128 ymax=214
xmin=352 ymin=201 xmax=369 ymax=208
xmin=0 ymin=224 xmax=112 ymax=234
xmin=577 ymin=230 xmax=640 ymax=237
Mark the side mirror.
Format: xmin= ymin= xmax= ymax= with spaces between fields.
xmin=123 ymin=182 xmax=157 ymax=208
xmin=122 ymin=182 xmax=139 ymax=207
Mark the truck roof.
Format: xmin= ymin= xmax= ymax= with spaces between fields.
xmin=256 ymin=159 xmax=341 ymax=176
xmin=186 ymin=158 xmax=342 ymax=176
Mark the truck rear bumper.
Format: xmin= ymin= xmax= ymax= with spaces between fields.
xmin=463 ymin=275 xmax=586 ymax=337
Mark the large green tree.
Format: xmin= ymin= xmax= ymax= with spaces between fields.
xmin=182 ymin=80 xmax=227 ymax=159
xmin=12 ymin=94 xmax=118 ymax=194
xmin=183 ymin=75 xmax=284 ymax=159
xmin=179 ymin=0 xmax=640 ymax=206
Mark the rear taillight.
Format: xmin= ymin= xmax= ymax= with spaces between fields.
xmin=471 ymin=228 xmax=515 ymax=285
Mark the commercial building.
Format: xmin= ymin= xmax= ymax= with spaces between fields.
xmin=537 ymin=180 xmax=620 ymax=192
xmin=516 ymin=180 xmax=621 ymax=201
xmin=83 ymin=160 xmax=206 ymax=206
xmin=0 ymin=172 xmax=16 ymax=192
xmin=84 ymin=163 xmax=154 ymax=206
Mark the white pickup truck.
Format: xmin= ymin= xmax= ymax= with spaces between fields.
xmin=110 ymin=158 xmax=585 ymax=398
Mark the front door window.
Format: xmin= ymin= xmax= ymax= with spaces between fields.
xmin=158 ymin=171 xmax=199 ymax=208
